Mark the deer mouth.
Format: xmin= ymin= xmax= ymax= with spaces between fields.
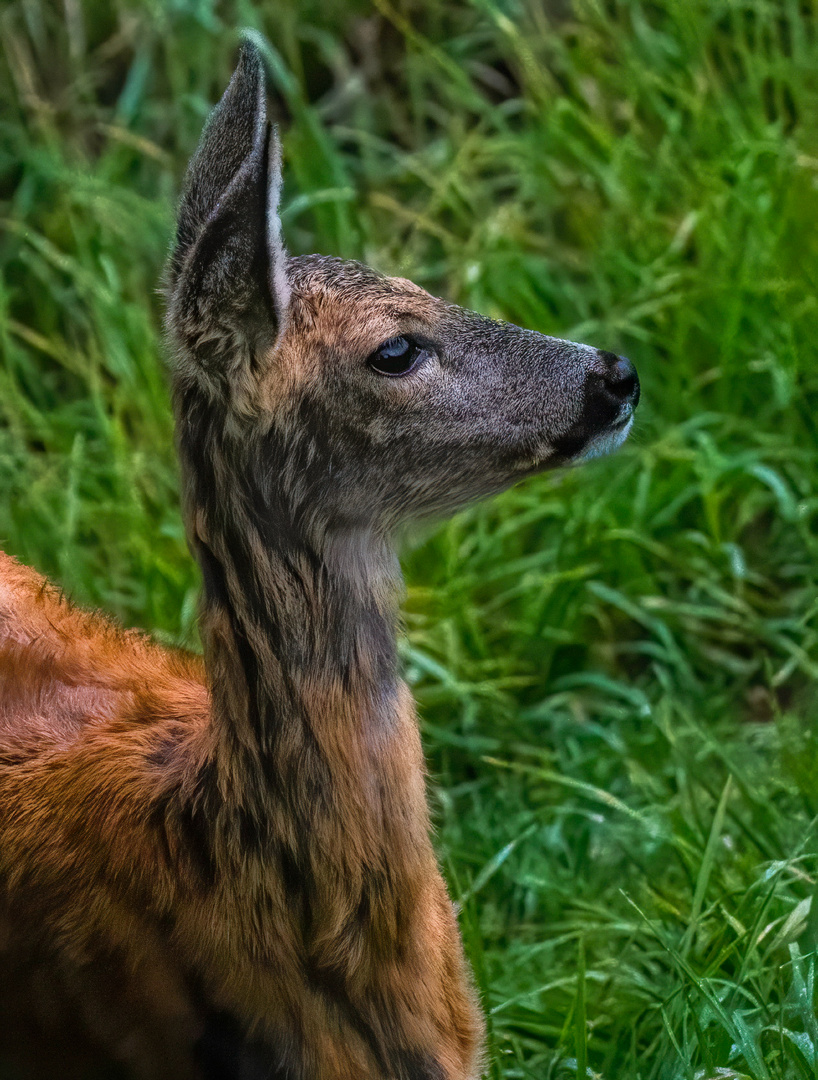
xmin=547 ymin=386 xmax=639 ymax=466
xmin=575 ymin=412 xmax=634 ymax=461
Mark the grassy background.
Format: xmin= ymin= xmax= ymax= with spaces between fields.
xmin=2 ymin=0 xmax=818 ymax=1076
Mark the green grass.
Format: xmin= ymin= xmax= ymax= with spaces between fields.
xmin=2 ymin=0 xmax=818 ymax=1076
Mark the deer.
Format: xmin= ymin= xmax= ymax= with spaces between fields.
xmin=0 ymin=40 xmax=639 ymax=1080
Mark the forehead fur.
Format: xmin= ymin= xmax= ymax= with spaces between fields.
xmin=284 ymin=254 xmax=442 ymax=355
xmin=287 ymin=254 xmax=389 ymax=296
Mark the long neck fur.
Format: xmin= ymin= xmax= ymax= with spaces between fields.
xmin=174 ymin=377 xmax=431 ymax=895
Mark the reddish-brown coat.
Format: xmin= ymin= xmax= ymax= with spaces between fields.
xmin=0 ymin=550 xmax=483 ymax=1078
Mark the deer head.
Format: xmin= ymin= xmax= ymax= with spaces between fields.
xmin=166 ymin=40 xmax=639 ymax=563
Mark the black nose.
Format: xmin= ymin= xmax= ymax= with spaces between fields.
xmin=598 ymin=351 xmax=640 ymax=407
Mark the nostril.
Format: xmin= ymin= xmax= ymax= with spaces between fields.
xmin=599 ymin=352 xmax=640 ymax=406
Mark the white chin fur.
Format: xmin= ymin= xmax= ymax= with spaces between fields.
xmin=576 ymin=416 xmax=634 ymax=462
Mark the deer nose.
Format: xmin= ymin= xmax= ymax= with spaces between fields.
xmin=597 ymin=351 xmax=640 ymax=408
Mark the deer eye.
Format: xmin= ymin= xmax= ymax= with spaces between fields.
xmin=368 ymin=335 xmax=425 ymax=377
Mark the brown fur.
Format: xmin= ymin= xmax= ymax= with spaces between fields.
xmin=0 ymin=41 xmax=638 ymax=1080
xmin=0 ymin=546 xmax=478 ymax=1078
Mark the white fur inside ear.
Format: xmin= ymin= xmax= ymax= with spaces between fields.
xmin=267 ymin=126 xmax=291 ymax=331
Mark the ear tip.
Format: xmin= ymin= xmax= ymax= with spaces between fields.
xmin=236 ymin=33 xmax=266 ymax=81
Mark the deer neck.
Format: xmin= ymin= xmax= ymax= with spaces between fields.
xmin=197 ymin=518 xmax=403 ymax=751
xmin=177 ymin=395 xmax=421 ymax=842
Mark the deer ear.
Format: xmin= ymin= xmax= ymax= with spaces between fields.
xmin=167 ymin=40 xmax=289 ymax=371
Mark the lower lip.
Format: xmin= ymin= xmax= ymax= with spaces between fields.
xmin=610 ymin=409 xmax=633 ymax=430
xmin=577 ymin=416 xmax=634 ymax=461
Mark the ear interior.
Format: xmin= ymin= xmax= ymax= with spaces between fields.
xmin=167 ymin=41 xmax=288 ymax=367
